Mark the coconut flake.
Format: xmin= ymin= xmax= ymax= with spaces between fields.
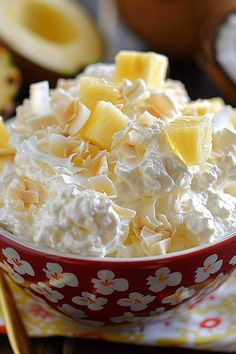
xmin=28 ymin=114 xmax=58 ymax=130
xmin=113 ymin=204 xmax=136 ymax=219
xmin=150 ymin=238 xmax=171 ymax=254
xmin=137 ymin=111 xmax=157 ymax=127
xmin=60 ymin=174 xmax=89 ymax=188
xmin=30 ymin=81 xmax=51 ymax=116
xmin=67 ymin=101 xmax=90 ymax=135
xmin=97 ymin=155 xmax=109 ymax=175
xmin=44 ymin=134 xmax=78 ymax=158
xmin=144 ymin=90 xmax=179 ymax=120
xmin=9 ymin=188 xmax=39 ymax=204
xmin=8 ymin=176 xmax=41 ymax=207
xmin=20 ymin=136 xmax=75 ymax=170
xmin=212 ymin=106 xmax=233 ymax=133
xmin=122 ymin=79 xmax=147 ymax=102
xmin=88 ymin=174 xmax=116 ymax=196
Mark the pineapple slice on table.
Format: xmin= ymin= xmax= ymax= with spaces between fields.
xmin=165 ymin=115 xmax=212 ymax=167
xmin=114 ymin=51 xmax=168 ymax=89
xmin=79 ymin=77 xmax=121 ymax=110
xmin=83 ymin=101 xmax=130 ymax=151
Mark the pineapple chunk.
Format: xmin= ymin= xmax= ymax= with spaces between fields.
xmin=0 ymin=147 xmax=15 ymax=172
xmin=182 ymin=98 xmax=224 ymax=116
xmin=84 ymin=101 xmax=130 ymax=151
xmin=208 ymin=97 xmax=225 ymax=113
xmin=0 ymin=117 xmax=9 ymax=148
xmin=165 ymin=115 xmax=212 ymax=166
xmin=79 ymin=77 xmax=120 ymax=110
xmin=114 ymin=51 xmax=168 ymax=89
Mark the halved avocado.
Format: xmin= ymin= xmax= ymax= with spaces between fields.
xmin=0 ymin=0 xmax=104 ymax=89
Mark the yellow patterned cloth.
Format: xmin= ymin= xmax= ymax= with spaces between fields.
xmin=1 ymin=272 xmax=236 ymax=352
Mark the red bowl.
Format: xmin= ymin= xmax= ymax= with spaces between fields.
xmin=0 ymin=226 xmax=235 ymax=326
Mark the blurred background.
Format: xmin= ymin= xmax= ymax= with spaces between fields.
xmin=80 ymin=0 xmax=222 ymax=99
xmin=1 ymin=0 xmax=236 ymax=119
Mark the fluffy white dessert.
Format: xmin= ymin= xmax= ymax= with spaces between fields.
xmin=34 ymin=188 xmax=130 ymax=257
xmin=0 ymin=50 xmax=236 ymax=258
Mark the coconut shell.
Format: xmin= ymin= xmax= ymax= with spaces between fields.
xmin=116 ymin=0 xmax=236 ymax=58
xmin=197 ymin=8 xmax=236 ymax=105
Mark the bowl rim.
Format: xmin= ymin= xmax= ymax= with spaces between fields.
xmin=0 ymin=226 xmax=235 ymax=263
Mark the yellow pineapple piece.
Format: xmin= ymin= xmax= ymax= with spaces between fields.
xmin=209 ymin=97 xmax=224 ymax=113
xmin=114 ymin=51 xmax=168 ymax=89
xmin=165 ymin=115 xmax=212 ymax=166
xmin=183 ymin=98 xmax=224 ymax=117
xmin=0 ymin=147 xmax=15 ymax=172
xmin=84 ymin=101 xmax=130 ymax=151
xmin=0 ymin=116 xmax=10 ymax=148
xmin=79 ymin=77 xmax=120 ymax=110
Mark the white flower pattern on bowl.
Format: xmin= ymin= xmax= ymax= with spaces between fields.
xmin=91 ymin=270 xmax=129 ymax=295
xmin=195 ymin=254 xmax=223 ymax=283
xmin=196 ymin=273 xmax=228 ymax=299
xmin=25 ymin=289 xmax=49 ymax=306
xmin=0 ymin=260 xmax=25 ymax=284
xmin=72 ymin=292 xmax=108 ymax=311
xmin=117 ymin=292 xmax=155 ymax=311
xmin=110 ymin=311 xmax=146 ymax=324
xmin=2 ymin=247 xmax=35 ymax=276
xmin=58 ymin=304 xmax=86 ymax=320
xmin=43 ymin=262 xmax=79 ymax=288
xmin=147 ymin=267 xmax=182 ymax=292
xmin=149 ymin=307 xmax=165 ymax=317
xmin=31 ymin=282 xmax=64 ymax=303
xmin=161 ymin=286 xmax=195 ymax=305
xmin=229 ymin=256 xmax=236 ymax=266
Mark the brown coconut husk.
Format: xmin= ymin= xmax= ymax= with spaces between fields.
xmin=197 ymin=8 xmax=236 ymax=105
xmin=116 ymin=0 xmax=236 ymax=58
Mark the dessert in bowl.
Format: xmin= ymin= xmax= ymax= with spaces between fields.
xmin=0 ymin=51 xmax=236 ymax=325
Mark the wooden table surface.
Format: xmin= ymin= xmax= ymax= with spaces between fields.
xmin=1 ymin=335 xmax=224 ymax=354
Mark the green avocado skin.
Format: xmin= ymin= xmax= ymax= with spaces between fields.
xmin=0 ymin=38 xmax=81 ymax=98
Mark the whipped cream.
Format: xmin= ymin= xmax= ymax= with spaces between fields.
xmin=1 ymin=53 xmax=236 ymax=258
xmin=34 ymin=188 xmax=129 ymax=257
